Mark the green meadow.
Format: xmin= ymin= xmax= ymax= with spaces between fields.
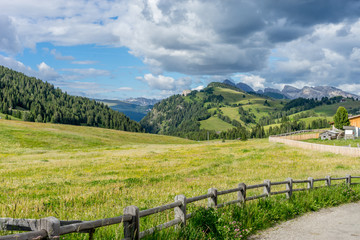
xmin=1 ymin=119 xmax=360 ymax=238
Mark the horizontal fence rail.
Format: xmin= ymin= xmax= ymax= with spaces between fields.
xmin=0 ymin=174 xmax=358 ymax=240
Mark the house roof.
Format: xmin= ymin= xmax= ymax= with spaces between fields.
xmin=320 ymin=130 xmax=339 ymax=135
xmin=349 ymin=114 xmax=360 ymax=120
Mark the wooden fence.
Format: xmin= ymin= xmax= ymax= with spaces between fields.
xmin=1 ymin=174 xmax=359 ymax=240
xmin=270 ymin=130 xmax=360 ymax=157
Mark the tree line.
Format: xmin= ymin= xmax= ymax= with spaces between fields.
xmin=0 ymin=66 xmax=142 ymax=132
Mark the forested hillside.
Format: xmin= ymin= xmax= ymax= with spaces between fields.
xmin=141 ymin=82 xmax=360 ymax=140
xmin=0 ymin=66 xmax=142 ymax=132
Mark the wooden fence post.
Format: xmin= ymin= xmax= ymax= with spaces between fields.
xmin=39 ymin=217 xmax=60 ymax=240
xmin=308 ymin=177 xmax=314 ymax=189
xmin=263 ymin=180 xmax=271 ymax=197
xmin=286 ymin=178 xmax=293 ymax=199
xmin=208 ymin=188 xmax=217 ymax=208
xmin=325 ymin=176 xmax=331 ymax=187
xmin=238 ymin=183 xmax=246 ymax=205
xmin=174 ymin=195 xmax=186 ymax=229
xmin=88 ymin=229 xmax=95 ymax=240
xmin=123 ymin=206 xmax=140 ymax=240
xmin=346 ymin=175 xmax=352 ymax=186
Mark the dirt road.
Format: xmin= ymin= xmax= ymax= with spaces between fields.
xmin=249 ymin=202 xmax=360 ymax=240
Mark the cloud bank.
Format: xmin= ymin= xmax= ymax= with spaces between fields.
xmin=1 ymin=0 xmax=360 ymax=93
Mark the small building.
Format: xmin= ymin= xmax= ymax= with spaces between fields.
xmin=349 ymin=114 xmax=360 ymax=127
xmin=343 ymin=126 xmax=359 ymax=140
xmin=319 ymin=130 xmax=340 ymax=140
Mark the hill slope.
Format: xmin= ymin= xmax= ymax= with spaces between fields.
xmin=0 ymin=65 xmax=142 ymax=132
xmin=140 ymin=82 xmax=283 ymax=139
xmin=140 ymin=82 xmax=360 ymax=139
xmin=0 ymin=119 xmax=191 ymax=153
xmin=2 ymin=118 xmax=359 ymax=240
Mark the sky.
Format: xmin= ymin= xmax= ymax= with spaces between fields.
xmin=1 ymin=0 xmax=360 ymax=100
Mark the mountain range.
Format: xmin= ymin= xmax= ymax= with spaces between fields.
xmin=281 ymin=85 xmax=359 ymax=99
xmin=124 ymin=97 xmax=160 ymax=106
xmin=222 ymin=80 xmax=359 ymax=100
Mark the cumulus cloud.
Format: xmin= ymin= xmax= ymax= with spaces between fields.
xmin=0 ymin=15 xmax=21 ymax=54
xmin=192 ymin=85 xmax=204 ymax=91
xmin=235 ymin=74 xmax=266 ymax=90
xmin=139 ymin=73 xmax=192 ymax=91
xmin=37 ymin=62 xmax=62 ymax=81
xmin=261 ymin=19 xmax=360 ymax=90
xmin=341 ymin=84 xmax=360 ymax=96
xmin=0 ymin=54 xmax=33 ymax=75
xmin=2 ymin=0 xmax=360 ymax=91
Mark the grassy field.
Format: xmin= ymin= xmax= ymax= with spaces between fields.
xmin=199 ymin=116 xmax=234 ymax=131
xmin=304 ymin=138 xmax=360 ymax=147
xmin=0 ymin=112 xmax=21 ymax=121
xmin=312 ymin=99 xmax=360 ymax=116
xmin=1 ymin=119 xmax=360 ymax=238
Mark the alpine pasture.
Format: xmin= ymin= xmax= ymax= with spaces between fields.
xmin=1 ymin=119 xmax=360 ymax=238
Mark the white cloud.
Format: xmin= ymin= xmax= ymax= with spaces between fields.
xmin=139 ymin=73 xmax=192 ymax=91
xmin=263 ymin=19 xmax=360 ymax=88
xmin=141 ymin=74 xmax=175 ymax=90
xmin=118 ymin=87 xmax=133 ymax=91
xmin=350 ymin=47 xmax=360 ymax=61
xmin=72 ymin=60 xmax=98 ymax=65
xmin=0 ymin=54 xmax=33 ymax=75
xmin=50 ymin=49 xmax=75 ymax=61
xmin=235 ymin=74 xmax=266 ymax=90
xmin=341 ymin=84 xmax=360 ymax=96
xmin=0 ymin=15 xmax=21 ymax=54
xmin=62 ymin=68 xmax=110 ymax=77
xmin=2 ymin=0 xmax=360 ymax=91
xmin=192 ymin=85 xmax=204 ymax=91
xmin=37 ymin=62 xmax=62 ymax=81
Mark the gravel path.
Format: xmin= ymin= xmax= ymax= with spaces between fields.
xmin=249 ymin=202 xmax=360 ymax=240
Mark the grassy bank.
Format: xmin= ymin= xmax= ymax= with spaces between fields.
xmin=304 ymin=138 xmax=360 ymax=147
xmin=148 ymin=184 xmax=360 ymax=239
xmin=1 ymin=119 xmax=360 ymax=238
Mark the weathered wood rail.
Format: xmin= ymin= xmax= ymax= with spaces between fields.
xmin=0 ymin=174 xmax=358 ymax=240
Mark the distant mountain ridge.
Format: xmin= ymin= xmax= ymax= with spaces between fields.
xmin=124 ymin=97 xmax=160 ymax=106
xmin=281 ymin=85 xmax=360 ymax=99
xmin=222 ymin=80 xmax=288 ymax=99
xmin=223 ymin=79 xmax=254 ymax=92
xmin=222 ymin=80 xmax=359 ymax=100
xmin=97 ymin=99 xmax=154 ymax=122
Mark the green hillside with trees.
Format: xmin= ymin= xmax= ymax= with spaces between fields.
xmin=0 ymin=66 xmax=142 ymax=132
xmin=141 ymin=82 xmax=360 ymax=140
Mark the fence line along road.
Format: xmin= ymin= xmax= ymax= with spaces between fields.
xmin=0 ymin=174 xmax=358 ymax=240
xmin=269 ymin=130 xmax=360 ymax=157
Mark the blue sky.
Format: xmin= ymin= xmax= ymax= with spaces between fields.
xmin=1 ymin=0 xmax=360 ymax=99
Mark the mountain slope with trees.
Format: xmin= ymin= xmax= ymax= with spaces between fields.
xmin=0 ymin=65 xmax=142 ymax=132
xmin=141 ymin=82 xmax=360 ymax=140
